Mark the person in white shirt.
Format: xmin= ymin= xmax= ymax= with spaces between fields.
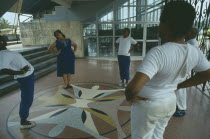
xmin=125 ymin=1 xmax=210 ymax=139
xmin=174 ymin=27 xmax=199 ymax=117
xmin=0 ymin=36 xmax=36 ymax=129
xmin=116 ymin=28 xmax=140 ymax=87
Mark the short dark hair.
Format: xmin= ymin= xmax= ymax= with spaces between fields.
xmin=54 ymin=30 xmax=66 ymax=39
xmin=124 ymin=28 xmax=130 ymax=34
xmin=160 ymin=1 xmax=196 ymax=38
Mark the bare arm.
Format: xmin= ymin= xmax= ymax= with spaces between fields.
xmin=125 ymin=72 xmax=150 ymax=103
xmin=48 ymin=42 xmax=61 ymax=55
xmin=1 ymin=65 xmax=30 ymax=75
xmin=177 ymin=68 xmax=210 ymax=90
xmin=129 ymin=43 xmax=140 ymax=53
xmin=115 ymin=43 xmax=119 ymax=48
xmin=72 ymin=42 xmax=78 ymax=52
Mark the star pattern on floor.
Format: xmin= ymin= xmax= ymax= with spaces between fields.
xmin=7 ymin=83 xmax=131 ymax=139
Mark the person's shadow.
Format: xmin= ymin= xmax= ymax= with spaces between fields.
xmin=20 ymin=129 xmax=37 ymax=139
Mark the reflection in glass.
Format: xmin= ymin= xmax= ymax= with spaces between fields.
xmin=99 ymin=37 xmax=113 ymax=57
xmin=98 ymin=24 xmax=113 ymax=36
xmin=135 ymin=7 xmax=146 ymax=21
xmin=146 ymin=42 xmax=159 ymax=53
xmin=83 ymin=24 xmax=96 ymax=36
xmin=131 ymin=24 xmax=143 ymax=40
xmin=99 ymin=11 xmax=113 ymax=22
xmin=84 ymin=37 xmax=97 ymax=57
xmin=147 ymin=24 xmax=159 ymax=40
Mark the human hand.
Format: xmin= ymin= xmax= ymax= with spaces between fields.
xmin=71 ymin=48 xmax=76 ymax=52
xmin=21 ymin=65 xmax=30 ymax=74
xmin=56 ymin=50 xmax=62 ymax=55
xmin=127 ymin=96 xmax=148 ymax=104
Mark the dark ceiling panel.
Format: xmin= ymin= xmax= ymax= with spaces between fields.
xmin=21 ymin=0 xmax=58 ymax=14
xmin=0 ymin=0 xmax=18 ymax=17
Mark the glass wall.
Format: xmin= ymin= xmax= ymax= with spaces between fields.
xmin=83 ymin=0 xmax=163 ymax=57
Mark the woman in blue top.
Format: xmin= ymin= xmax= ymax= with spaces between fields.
xmin=49 ymin=30 xmax=77 ymax=89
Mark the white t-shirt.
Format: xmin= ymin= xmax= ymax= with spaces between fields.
xmin=0 ymin=50 xmax=34 ymax=79
xmin=137 ymin=42 xmax=210 ymax=99
xmin=187 ymin=38 xmax=199 ymax=48
xmin=116 ymin=36 xmax=137 ymax=56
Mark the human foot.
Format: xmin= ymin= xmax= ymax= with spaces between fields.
xmin=20 ymin=120 xmax=36 ymax=129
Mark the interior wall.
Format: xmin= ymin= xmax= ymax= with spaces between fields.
xmin=19 ymin=21 xmax=84 ymax=57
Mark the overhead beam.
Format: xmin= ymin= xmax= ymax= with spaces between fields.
xmin=51 ymin=0 xmax=73 ymax=9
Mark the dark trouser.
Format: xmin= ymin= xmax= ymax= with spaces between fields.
xmin=17 ymin=73 xmax=34 ymax=121
xmin=118 ymin=55 xmax=130 ymax=81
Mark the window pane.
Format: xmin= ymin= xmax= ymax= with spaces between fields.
xmin=147 ymin=0 xmax=163 ymax=5
xmin=147 ymin=24 xmax=159 ymax=40
xmin=146 ymin=6 xmax=162 ymax=22
xmin=115 ymin=6 xmax=129 ymax=22
xmin=115 ymin=23 xmax=129 ymax=36
xmin=115 ymin=0 xmax=129 ymax=6
xmin=146 ymin=42 xmax=159 ymax=53
xmin=115 ymin=37 xmax=119 ymax=56
xmin=130 ymin=41 xmax=143 ymax=56
xmin=131 ymin=24 xmax=144 ymax=39
xmin=84 ymin=37 xmax=97 ymax=57
xmin=99 ymin=11 xmax=113 ymax=22
xmin=98 ymin=24 xmax=113 ymax=36
xmin=83 ymin=24 xmax=96 ymax=36
xmin=99 ymin=37 xmax=113 ymax=57
xmin=134 ymin=0 xmax=146 ymax=6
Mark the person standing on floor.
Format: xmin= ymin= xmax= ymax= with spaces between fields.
xmin=49 ymin=30 xmax=77 ymax=89
xmin=0 ymin=35 xmax=36 ymax=129
xmin=116 ymin=28 xmax=140 ymax=88
xmin=174 ymin=27 xmax=199 ymax=117
xmin=125 ymin=1 xmax=210 ymax=139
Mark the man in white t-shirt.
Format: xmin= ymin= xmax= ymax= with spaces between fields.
xmin=125 ymin=1 xmax=210 ymax=139
xmin=0 ymin=36 xmax=36 ymax=129
xmin=116 ymin=28 xmax=140 ymax=87
xmin=174 ymin=27 xmax=199 ymax=117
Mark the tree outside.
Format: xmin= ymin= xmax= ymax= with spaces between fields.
xmin=0 ymin=18 xmax=12 ymax=29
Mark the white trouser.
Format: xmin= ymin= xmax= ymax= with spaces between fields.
xmin=131 ymin=93 xmax=176 ymax=139
xmin=175 ymin=89 xmax=187 ymax=110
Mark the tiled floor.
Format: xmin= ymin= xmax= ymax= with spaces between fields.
xmin=0 ymin=59 xmax=210 ymax=139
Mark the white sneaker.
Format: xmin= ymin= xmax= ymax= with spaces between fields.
xmin=118 ymin=83 xmax=124 ymax=87
xmin=20 ymin=121 xmax=36 ymax=129
xmin=123 ymin=84 xmax=127 ymax=88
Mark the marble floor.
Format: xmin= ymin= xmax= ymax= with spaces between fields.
xmin=0 ymin=59 xmax=210 ymax=139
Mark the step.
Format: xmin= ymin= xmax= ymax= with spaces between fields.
xmin=20 ymin=47 xmax=48 ymax=56
xmin=0 ymin=58 xmax=57 ymax=85
xmin=0 ymin=48 xmax=52 ymax=76
xmin=0 ymin=64 xmax=57 ymax=96
xmin=29 ymin=53 xmax=55 ymax=65
xmin=24 ymin=50 xmax=50 ymax=61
